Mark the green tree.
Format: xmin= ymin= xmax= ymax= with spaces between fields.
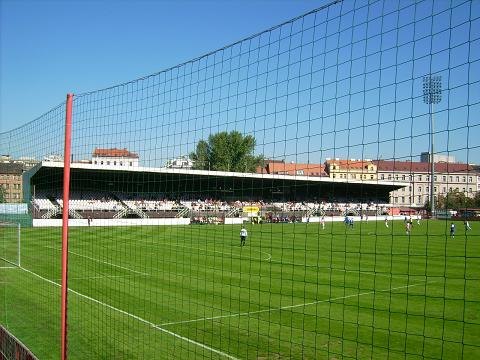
xmin=436 ymin=189 xmax=473 ymax=210
xmin=190 ymin=131 xmax=264 ymax=172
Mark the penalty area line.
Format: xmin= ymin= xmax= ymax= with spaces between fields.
xmin=18 ymin=265 xmax=238 ymax=360
xmin=159 ymin=281 xmax=435 ymax=327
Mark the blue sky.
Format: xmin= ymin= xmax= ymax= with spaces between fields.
xmin=0 ymin=0 xmax=322 ymax=133
xmin=1 ymin=0 xmax=479 ymax=166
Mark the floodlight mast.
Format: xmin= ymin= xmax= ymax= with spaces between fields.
xmin=423 ymin=75 xmax=442 ymax=218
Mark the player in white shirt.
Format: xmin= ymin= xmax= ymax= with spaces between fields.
xmin=240 ymin=227 xmax=248 ymax=246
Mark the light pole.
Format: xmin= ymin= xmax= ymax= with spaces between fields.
xmin=423 ymin=75 xmax=442 ymax=218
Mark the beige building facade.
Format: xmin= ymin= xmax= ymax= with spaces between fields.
xmin=374 ymin=160 xmax=479 ymax=207
xmin=0 ymin=163 xmax=24 ymax=203
xmin=324 ymin=159 xmax=377 ymax=181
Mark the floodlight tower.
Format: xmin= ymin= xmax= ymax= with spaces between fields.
xmin=423 ymin=75 xmax=442 ymax=218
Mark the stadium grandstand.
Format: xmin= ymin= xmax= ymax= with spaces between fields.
xmin=25 ymin=160 xmax=401 ymax=226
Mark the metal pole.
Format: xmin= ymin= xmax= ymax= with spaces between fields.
xmin=61 ymin=93 xmax=73 ymax=360
xmin=430 ymin=102 xmax=435 ymax=218
xmin=17 ymin=223 xmax=21 ymax=267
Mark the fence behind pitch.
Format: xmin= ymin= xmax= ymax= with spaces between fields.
xmin=1 ymin=0 xmax=479 ymax=358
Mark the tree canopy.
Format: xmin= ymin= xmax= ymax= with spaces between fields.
xmin=435 ymin=189 xmax=480 ymax=210
xmin=190 ymin=131 xmax=263 ymax=172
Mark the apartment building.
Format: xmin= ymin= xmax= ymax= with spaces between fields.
xmin=374 ymin=160 xmax=479 ymax=207
xmin=0 ymin=162 xmax=23 ymax=203
xmin=324 ymin=159 xmax=377 ymax=181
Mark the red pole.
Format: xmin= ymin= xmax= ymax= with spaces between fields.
xmin=61 ymin=93 xmax=73 ymax=360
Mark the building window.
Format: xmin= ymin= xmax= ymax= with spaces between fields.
xmin=443 ymin=176 xmax=446 ymax=181
xmin=381 ymin=174 xmax=384 ymax=180
xmin=434 ymin=176 xmax=437 ymax=181
xmin=370 ymin=175 xmax=374 ymax=179
xmin=443 ymin=187 xmax=446 ymax=193
xmin=130 ymin=162 xmax=133 ymax=166
xmin=426 ymin=186 xmax=429 ymax=192
xmin=434 ymin=187 xmax=437 ymax=193
xmin=469 ymin=176 xmax=472 ymax=182
xmin=449 ymin=176 xmax=453 ymax=182
xmin=418 ymin=175 xmax=422 ymax=181
xmin=418 ymin=196 xmax=421 ymax=203
xmin=469 ymin=188 xmax=473 ymax=193
xmin=333 ymin=174 xmax=336 ymax=178
xmin=402 ymin=175 xmax=406 ymax=181
xmin=418 ymin=186 xmax=422 ymax=193
xmin=462 ymin=176 xmax=466 ymax=182
xmin=456 ymin=176 xmax=460 ymax=182
xmin=388 ymin=174 xmax=392 ymax=180
xmin=107 ymin=161 xmax=110 ymax=165
xmin=401 ymin=196 xmax=405 ymax=203
xmin=114 ymin=161 xmax=117 ymax=166
xmin=394 ymin=197 xmax=398 ymax=204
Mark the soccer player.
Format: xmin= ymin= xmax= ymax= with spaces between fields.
xmin=405 ymin=221 xmax=411 ymax=235
xmin=464 ymin=220 xmax=472 ymax=231
xmin=240 ymin=227 xmax=248 ymax=246
xmin=321 ymin=215 xmax=325 ymax=230
xmin=384 ymin=216 xmax=389 ymax=228
xmin=450 ymin=223 xmax=456 ymax=239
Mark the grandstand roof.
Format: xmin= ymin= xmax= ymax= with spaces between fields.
xmin=373 ymin=160 xmax=475 ymax=173
xmin=92 ymin=148 xmax=139 ymax=158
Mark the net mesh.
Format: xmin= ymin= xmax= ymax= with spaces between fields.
xmin=1 ymin=0 xmax=479 ymax=358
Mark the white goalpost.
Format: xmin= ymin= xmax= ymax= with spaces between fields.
xmin=0 ymin=222 xmax=21 ymax=268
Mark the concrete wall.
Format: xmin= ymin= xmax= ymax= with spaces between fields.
xmin=32 ymin=218 xmax=190 ymax=227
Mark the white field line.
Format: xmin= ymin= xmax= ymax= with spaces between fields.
xmin=0 ymin=266 xmax=16 ymax=269
xmin=159 ymin=281 xmax=433 ymax=327
xmin=17 ymin=265 xmax=239 ymax=360
xmin=44 ymin=245 xmax=149 ymax=276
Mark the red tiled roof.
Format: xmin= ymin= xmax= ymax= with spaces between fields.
xmin=373 ymin=160 xmax=475 ymax=173
xmin=325 ymin=159 xmax=373 ymax=170
xmin=262 ymin=162 xmax=327 ymax=176
xmin=92 ymin=148 xmax=139 ymax=158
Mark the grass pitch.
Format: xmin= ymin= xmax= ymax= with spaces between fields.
xmin=1 ymin=219 xmax=479 ymax=359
